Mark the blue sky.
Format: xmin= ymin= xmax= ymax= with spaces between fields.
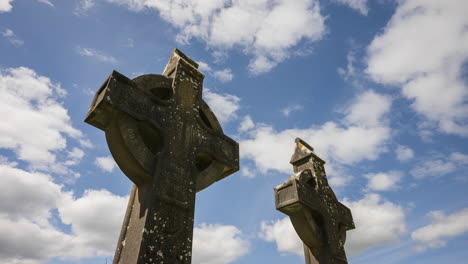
xmin=1 ymin=0 xmax=468 ymax=263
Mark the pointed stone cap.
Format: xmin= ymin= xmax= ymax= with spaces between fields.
xmin=290 ymin=138 xmax=325 ymax=165
xmin=162 ymin=48 xmax=201 ymax=77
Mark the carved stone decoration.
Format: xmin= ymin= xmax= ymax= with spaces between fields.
xmin=85 ymin=49 xmax=239 ymax=264
xmin=275 ymin=138 xmax=355 ymax=264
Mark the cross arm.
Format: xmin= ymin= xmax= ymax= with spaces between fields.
xmin=84 ymin=71 xmax=171 ymax=186
xmin=84 ymin=71 xmax=169 ymax=129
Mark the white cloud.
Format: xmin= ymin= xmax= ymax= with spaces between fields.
xmin=343 ymin=90 xmax=391 ymax=127
xmin=410 ymin=152 xmax=468 ymax=179
xmin=104 ymin=0 xmax=326 ymax=74
xmin=412 ymin=208 xmax=468 ymax=250
xmin=238 ymin=115 xmax=254 ymax=133
xmin=198 ymin=61 xmax=212 ymax=72
xmin=58 ymin=189 xmax=128 ymax=256
xmin=198 ymin=61 xmax=234 ymax=82
xmin=450 ymin=152 xmax=468 ymax=165
xmin=0 ymin=67 xmax=88 ymax=169
xmin=366 ymin=0 xmax=468 ymax=136
xmin=2 ymin=160 xmax=250 ymax=263
xmin=0 ymin=164 xmax=128 ymax=263
xmin=239 ymin=90 xmax=392 ymax=185
xmin=37 ymin=0 xmax=54 ymax=7
xmin=77 ymin=47 xmax=118 ymax=64
xmin=0 ymin=0 xmax=13 ymax=12
xmin=281 ymin=104 xmax=304 ymax=117
xmin=411 ymin=159 xmax=456 ymax=179
xmin=338 ymin=50 xmax=357 ymax=81
xmin=342 ymin=193 xmax=406 ymax=256
xmin=259 ymin=217 xmax=303 ymax=256
xmin=0 ymin=165 xmax=67 ymax=225
xmin=332 ymin=0 xmax=368 ymax=15
xmin=64 ymin=147 xmax=85 ymax=166
xmin=192 ymin=223 xmax=250 ymax=264
xmin=212 ymin=68 xmax=234 ymax=82
xmin=204 ymin=89 xmax=240 ymax=124
xmin=95 ymin=155 xmax=117 ymax=172
xmin=0 ymin=217 xmax=71 ymax=264
xmin=364 ymin=171 xmax=402 ymax=191
xmin=395 ymin=145 xmax=414 ymax=161
xmin=2 ymin=28 xmax=24 ymax=46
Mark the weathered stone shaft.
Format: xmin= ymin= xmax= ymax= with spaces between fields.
xmin=113 ymin=150 xmax=197 ymax=263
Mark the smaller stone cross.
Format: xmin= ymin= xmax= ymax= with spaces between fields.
xmin=275 ymin=138 xmax=355 ymax=264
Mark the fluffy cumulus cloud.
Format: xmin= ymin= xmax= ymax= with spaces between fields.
xmin=239 ymin=90 xmax=392 ymax=185
xmin=0 ymin=67 xmax=89 ymax=171
xmin=0 ymin=165 xmax=66 ymax=226
xmin=410 ymin=152 xmax=468 ymax=179
xmin=412 ymin=208 xmax=468 ymax=250
xmin=104 ymin=0 xmax=326 ymax=74
xmin=0 ymin=160 xmax=251 ymax=264
xmin=342 ymin=193 xmax=406 ymax=256
xmin=95 ymin=155 xmax=117 ymax=172
xmin=58 ymin=189 xmax=129 ymax=256
xmin=332 ymin=0 xmax=368 ymax=15
xmin=0 ymin=0 xmax=13 ymax=12
xmin=260 ymin=193 xmax=406 ymax=258
xmin=366 ymin=0 xmax=468 ymax=136
xmin=0 ymin=164 xmax=128 ymax=264
xmin=204 ymin=89 xmax=241 ymax=124
xmin=259 ymin=217 xmax=303 ymax=256
xmin=364 ymin=171 xmax=402 ymax=191
xmin=192 ymin=223 xmax=250 ymax=264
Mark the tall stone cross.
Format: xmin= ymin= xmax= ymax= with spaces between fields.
xmin=275 ymin=138 xmax=355 ymax=264
xmin=85 ymin=49 xmax=239 ymax=264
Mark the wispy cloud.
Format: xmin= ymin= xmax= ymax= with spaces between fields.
xmin=412 ymin=208 xmax=468 ymax=251
xmin=332 ymin=0 xmax=369 ymax=15
xmin=411 ymin=152 xmax=468 ymax=179
xmin=74 ymin=0 xmax=95 ymax=16
xmin=2 ymin=28 xmax=24 ymax=46
xmin=281 ymin=104 xmax=304 ymax=117
xmin=77 ymin=47 xmax=118 ymax=64
xmin=37 ymin=0 xmax=54 ymax=7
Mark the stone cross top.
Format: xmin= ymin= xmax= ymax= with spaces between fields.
xmin=275 ymin=138 xmax=355 ymax=264
xmin=85 ymin=49 xmax=239 ymax=264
